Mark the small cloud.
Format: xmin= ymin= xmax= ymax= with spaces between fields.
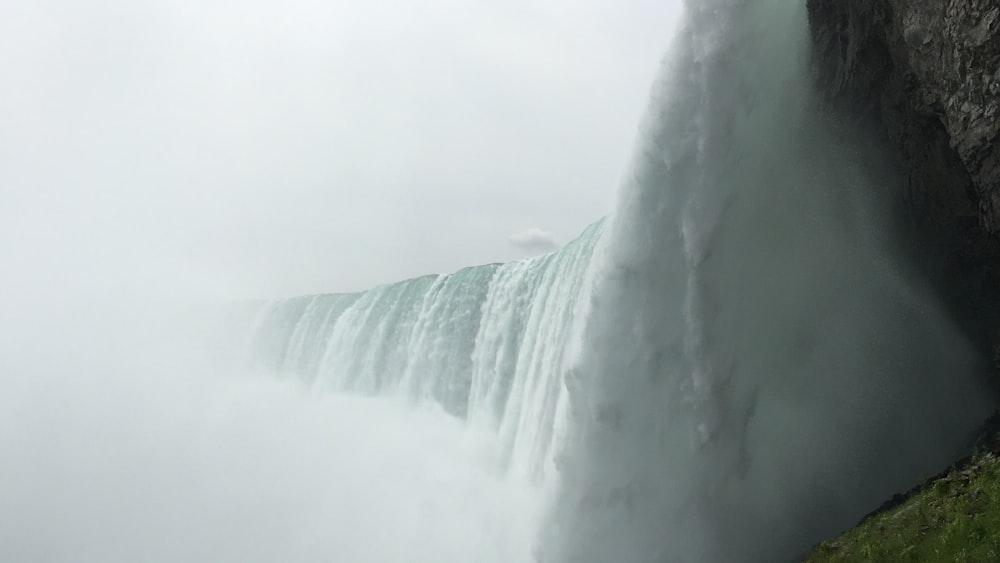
xmin=508 ymin=227 xmax=559 ymax=253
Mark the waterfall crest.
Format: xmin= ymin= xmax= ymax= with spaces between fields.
xmin=249 ymin=221 xmax=603 ymax=481
xmin=249 ymin=2 xmax=996 ymax=561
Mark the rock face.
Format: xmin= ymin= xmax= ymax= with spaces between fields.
xmin=808 ymin=0 xmax=1000 ymax=348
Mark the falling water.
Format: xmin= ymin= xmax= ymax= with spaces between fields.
xmin=242 ymin=2 xmax=997 ymax=562
xmin=546 ymin=1 xmax=995 ymax=561
xmin=248 ymin=221 xmax=603 ymax=482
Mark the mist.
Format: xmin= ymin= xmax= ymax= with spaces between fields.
xmin=1 ymin=0 xmax=680 ymax=298
xmin=0 ymin=309 xmax=540 ymax=562
xmin=4 ymin=0 xmax=993 ymax=561
xmin=546 ymin=2 xmax=995 ymax=561
xmin=0 ymin=0 xmax=682 ymax=561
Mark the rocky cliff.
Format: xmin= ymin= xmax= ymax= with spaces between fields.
xmin=807 ymin=0 xmax=1000 ymax=351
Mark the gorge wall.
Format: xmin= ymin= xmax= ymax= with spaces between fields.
xmin=807 ymin=0 xmax=1000 ymax=352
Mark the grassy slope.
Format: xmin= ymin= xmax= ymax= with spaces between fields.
xmin=807 ymin=449 xmax=1000 ymax=562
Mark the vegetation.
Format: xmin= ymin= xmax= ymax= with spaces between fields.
xmin=807 ymin=446 xmax=1000 ymax=562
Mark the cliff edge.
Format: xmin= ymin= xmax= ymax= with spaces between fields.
xmin=807 ymin=0 xmax=1000 ymax=349
xmin=806 ymin=1 xmax=1000 ymax=558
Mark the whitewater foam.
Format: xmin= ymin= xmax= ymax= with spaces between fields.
xmin=244 ymin=6 xmax=996 ymax=560
xmin=546 ymin=1 xmax=995 ymax=561
xmin=8 ymin=1 xmax=995 ymax=562
xmin=0 ymin=313 xmax=543 ymax=563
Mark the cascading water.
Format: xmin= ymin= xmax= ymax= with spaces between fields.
xmin=545 ymin=1 xmax=995 ymax=562
xmin=243 ymin=1 xmax=997 ymax=562
xmin=248 ymin=221 xmax=603 ymax=482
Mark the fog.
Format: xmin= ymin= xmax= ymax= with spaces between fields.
xmin=4 ymin=1 xmax=996 ymax=561
xmin=0 ymin=1 xmax=682 ymax=561
xmin=0 ymin=309 xmax=541 ymax=562
xmin=2 ymin=0 xmax=680 ymax=298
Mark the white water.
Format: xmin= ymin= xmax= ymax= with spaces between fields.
xmin=4 ymin=1 xmax=998 ymax=562
xmin=0 ymin=307 xmax=543 ymax=563
xmin=248 ymin=221 xmax=603 ymax=484
xmin=548 ymin=1 xmax=995 ymax=561
xmin=248 ymin=1 xmax=996 ymax=561
xmin=0 ymin=221 xmax=602 ymax=563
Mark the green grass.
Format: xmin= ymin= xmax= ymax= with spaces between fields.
xmin=807 ymin=451 xmax=1000 ymax=562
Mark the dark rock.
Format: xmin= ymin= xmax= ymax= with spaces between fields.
xmin=808 ymin=0 xmax=1000 ymax=353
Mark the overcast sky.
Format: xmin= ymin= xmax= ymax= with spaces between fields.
xmin=1 ymin=0 xmax=681 ymax=299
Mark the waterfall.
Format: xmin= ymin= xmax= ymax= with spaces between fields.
xmin=546 ymin=1 xmax=995 ymax=561
xmin=246 ymin=1 xmax=996 ymax=561
xmin=248 ymin=221 xmax=603 ymax=481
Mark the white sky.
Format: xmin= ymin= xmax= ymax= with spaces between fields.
xmin=1 ymin=0 xmax=681 ymax=299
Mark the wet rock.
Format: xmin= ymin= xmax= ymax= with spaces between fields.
xmin=808 ymin=0 xmax=1000 ymax=352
